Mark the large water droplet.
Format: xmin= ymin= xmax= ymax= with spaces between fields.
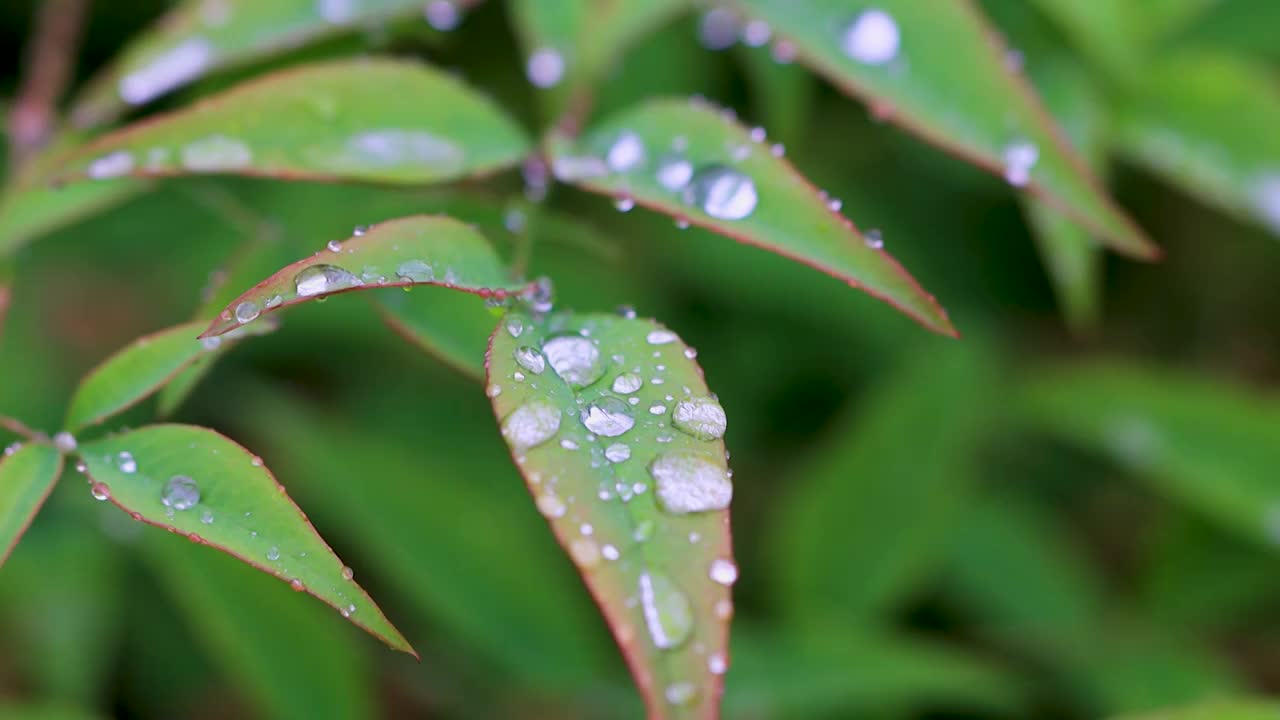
xmin=650 ymin=451 xmax=733 ymax=514
xmin=526 ymin=47 xmax=565 ymax=88
xmin=612 ymin=372 xmax=643 ymax=394
xmin=543 ymin=335 xmax=605 ymax=388
xmin=234 ymin=300 xmax=260 ymax=324
xmin=842 ymin=9 xmax=900 ymax=65
xmin=513 ymin=345 xmax=547 ymax=375
xmin=607 ymin=131 xmax=647 ymax=173
xmin=639 ymin=571 xmax=694 ymax=650
xmin=294 ymin=264 xmax=361 ymax=297
xmin=580 ymin=396 xmax=636 ymax=437
xmin=656 ymin=154 xmax=694 ymax=191
xmin=162 ymin=475 xmax=200 ymax=511
xmin=395 ymin=259 xmax=434 ymax=283
xmin=682 ymin=165 xmax=758 ymax=220
xmin=501 ymin=399 xmax=561 ymax=450
xmin=1003 ymin=139 xmax=1039 ymax=187
xmin=118 ymin=38 xmax=213 ymax=106
xmin=672 ymin=396 xmax=727 ymax=440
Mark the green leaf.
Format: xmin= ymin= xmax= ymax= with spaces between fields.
xmin=771 ymin=336 xmax=993 ymax=622
xmin=1022 ymin=0 xmax=1148 ymax=82
xmin=1017 ymin=363 xmax=1280 ymax=549
xmin=509 ymin=0 xmax=690 ymax=119
xmin=0 ymin=444 xmax=63 ymax=568
xmin=547 ymin=99 xmax=956 ymax=337
xmin=726 ymin=624 xmax=1024 ymax=718
xmin=64 ymin=319 xmax=275 ymax=432
xmin=375 ymin=286 xmax=494 ymax=380
xmin=78 ymin=424 xmax=415 ymax=656
xmin=1111 ymin=699 xmax=1280 ymax=720
xmin=0 ymin=159 xmax=147 ymax=256
xmin=59 ymin=59 xmax=530 ymax=186
xmin=1022 ymin=61 xmax=1105 ymax=331
xmin=737 ymin=44 xmax=817 ymax=149
xmin=142 ymin=533 xmax=374 ymax=720
xmin=734 ymin=0 xmax=1157 ymax=259
xmin=1080 ymin=632 xmax=1243 ymax=715
xmin=200 ymin=215 xmax=527 ymax=339
xmin=0 ymin=703 xmax=104 ymax=720
xmin=1113 ymin=54 xmax=1280 ymax=238
xmin=487 ymin=312 xmax=734 ymax=719
xmin=68 ymin=0 xmax=462 ymax=128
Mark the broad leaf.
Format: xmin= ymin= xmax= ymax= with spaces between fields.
xmin=0 ymin=444 xmax=63 ymax=567
xmin=1080 ymin=633 xmax=1243 ymax=715
xmin=771 ymin=336 xmax=992 ymax=622
xmin=143 ymin=535 xmax=375 ymax=720
xmin=1114 ymin=54 xmax=1280 ymax=238
xmin=734 ymin=0 xmax=1157 ymax=258
xmin=488 ymin=312 xmax=734 ymax=719
xmin=1017 ymin=363 xmax=1280 ymax=549
xmin=64 ymin=320 xmax=275 ymax=432
xmin=60 ymin=60 xmax=529 ymax=186
xmin=1111 ymin=699 xmax=1280 ymax=720
xmin=78 ymin=424 xmax=414 ymax=656
xmin=547 ymin=99 xmax=956 ymax=336
xmin=69 ymin=0 xmax=464 ymax=128
xmin=200 ymin=215 xmax=527 ymax=339
xmin=375 ymin=287 xmax=494 ymax=380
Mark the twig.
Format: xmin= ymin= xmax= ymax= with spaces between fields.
xmin=8 ymin=0 xmax=90 ymax=172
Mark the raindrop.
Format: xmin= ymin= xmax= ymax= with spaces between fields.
xmin=715 ymin=598 xmax=734 ymax=620
xmin=742 ymin=19 xmax=771 ymax=47
xmin=580 ymin=397 xmax=636 ymax=437
xmin=682 ymin=165 xmax=758 ymax=220
xmin=201 ymin=337 xmax=222 ymax=351
xmin=119 ymin=38 xmax=213 ymax=106
xmin=607 ymin=131 xmax=646 ymax=173
xmin=88 ymin=151 xmax=135 ymax=179
xmin=53 ymin=431 xmax=77 ymax=452
xmin=560 ymin=438 xmax=579 ymax=450
xmin=352 ymin=224 xmax=369 ymax=236
xmin=528 ymin=276 xmax=555 ymax=314
xmin=526 ymin=47 xmax=565 ymax=88
xmin=708 ymin=652 xmax=728 ymax=675
xmin=771 ymin=40 xmax=797 ymax=64
xmin=342 ymin=565 xmax=355 ymax=580
xmin=698 ymin=7 xmax=739 ymax=50
xmin=234 ymin=300 xmax=260 ymax=324
xmin=200 ymin=509 xmax=214 ymax=525
xmin=605 ymin=442 xmax=632 ymax=463
xmin=647 ymin=329 xmax=678 ymax=345
xmin=543 ymin=335 xmax=605 ymax=388
xmin=615 ymin=197 xmax=635 ymax=212
xmin=649 ymin=404 xmax=667 ymax=415
xmin=90 ymin=482 xmax=111 ymax=501
xmin=656 ymin=154 xmax=694 ymax=191
xmin=290 ymin=578 xmax=306 ymax=592
xmin=161 ymin=475 xmax=200 ymax=511
xmin=294 ymin=264 xmax=361 ymax=297
xmin=602 ymin=544 xmax=620 ymax=561
xmin=514 ymin=346 xmax=547 ymax=375
xmin=536 ymin=492 xmax=567 ymax=518
xmin=265 ymin=294 xmax=283 ymax=308
xmin=266 ymin=546 xmax=280 ymax=562
xmin=709 ymin=558 xmax=739 ymax=585
xmin=616 ymin=305 xmax=638 ymax=319
xmin=424 ymin=0 xmax=460 ymax=30
xmin=864 ymin=228 xmax=884 ymax=249
xmin=486 ymin=383 xmax=502 ymax=398
xmin=551 ymin=154 xmax=608 ymax=181
xmin=505 ymin=316 xmax=524 ymax=338
xmin=1003 ymin=139 xmax=1039 ymax=187
xmin=326 ymin=239 xmax=342 ymax=252
xmin=501 ymin=399 xmax=562 ymax=450
xmin=612 ymin=372 xmax=643 ymax=394
xmin=639 ymin=571 xmax=694 ymax=650
xmin=672 ymin=396 xmax=727 ymax=440
xmin=650 ymin=450 xmax=733 ymax=514
xmin=842 ymin=9 xmax=900 ymax=66
xmin=395 ymin=259 xmax=435 ymax=282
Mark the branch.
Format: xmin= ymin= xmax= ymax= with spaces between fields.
xmin=8 ymin=0 xmax=89 ymax=171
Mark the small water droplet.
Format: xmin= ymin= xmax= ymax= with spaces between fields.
xmin=118 ymin=38 xmax=213 ymax=106
xmin=742 ymin=19 xmax=771 ymax=47
xmin=234 ymin=300 xmax=260 ymax=324
xmin=672 ymin=396 xmax=727 ymax=440
xmin=605 ymin=442 xmax=632 ymax=463
xmin=395 ymin=259 xmax=434 ymax=283
xmin=708 ymin=652 xmax=728 ymax=675
xmin=543 ymin=335 xmax=605 ymax=388
xmin=682 ymin=165 xmax=758 ymax=220
xmin=501 ymin=399 xmax=562 ymax=450
xmin=88 ymin=151 xmax=135 ymax=179
xmin=639 ymin=571 xmax=694 ymax=650
xmin=842 ymin=9 xmax=900 ymax=65
xmin=646 ymin=330 xmax=678 ymax=345
xmin=200 ymin=508 xmax=214 ymax=525
xmin=581 ymin=397 xmax=636 ymax=437
xmin=527 ymin=276 xmax=555 ymax=314
xmin=161 ymin=475 xmax=200 ymax=510
xmin=526 ymin=47 xmax=565 ymax=88
xmin=616 ymin=305 xmax=638 ymax=319
xmin=342 ymin=565 xmax=355 ymax=581
xmin=536 ymin=492 xmax=567 ymax=518
xmin=656 ymin=154 xmax=694 ymax=191
xmin=1003 ymin=139 xmax=1039 ymax=187
xmin=181 ymin=134 xmax=252 ymax=171
xmin=612 ymin=372 xmax=644 ymax=394
xmin=90 ymin=482 xmax=111 ymax=501
xmin=294 ymin=264 xmax=361 ymax=297
xmin=607 ymin=131 xmax=646 ymax=173
xmin=53 ymin=432 xmax=77 ymax=452
xmin=326 ymin=239 xmax=342 ymax=252
xmin=650 ymin=450 xmax=733 ymax=514
xmin=602 ymin=544 xmax=620 ymax=561
xmin=290 ymin=578 xmax=306 ymax=592
xmin=614 ymin=197 xmax=635 ymax=212
xmin=709 ymin=558 xmax=739 ymax=585
xmin=649 ymin=404 xmax=667 ymax=415
xmin=266 ymin=546 xmax=280 ymax=562
xmin=486 ymin=383 xmax=502 ymax=398
xmin=715 ymin=598 xmax=734 ymax=620
xmin=352 ymin=224 xmax=369 ymax=236
xmin=513 ymin=346 xmax=547 ymax=375
xmin=864 ymin=228 xmax=884 ymax=249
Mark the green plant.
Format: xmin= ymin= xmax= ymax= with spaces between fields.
xmin=2 ymin=1 xmax=1279 ymax=719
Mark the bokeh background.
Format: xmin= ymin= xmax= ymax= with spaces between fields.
xmin=2 ymin=1 xmax=1280 ymax=718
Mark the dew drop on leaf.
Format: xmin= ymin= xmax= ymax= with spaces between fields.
xmin=682 ymin=165 xmax=759 ymax=220
xmin=513 ymin=345 xmax=547 ymax=375
xmin=656 ymin=154 xmax=694 ymax=191
xmin=671 ymin=396 xmax=727 ymax=440
xmin=90 ymin=482 xmax=111 ymax=501
xmin=526 ymin=47 xmax=565 ymax=88
xmin=542 ymin=335 xmax=605 ymax=388
xmin=501 ymin=399 xmax=562 ymax=450
xmin=607 ymin=131 xmax=647 ymax=173
xmin=116 ymin=451 xmax=137 ymax=474
xmin=708 ymin=558 xmax=739 ymax=586
xmin=234 ymin=300 xmax=260 ymax=324
xmin=612 ymin=372 xmax=644 ymax=394
xmin=841 ymin=9 xmax=900 ymax=66
xmin=605 ymin=442 xmax=632 ymax=463
xmin=53 ymin=432 xmax=77 ymax=452
xmin=424 ymin=0 xmax=459 ymax=31
xmin=580 ymin=396 xmax=636 ymax=437
xmin=639 ymin=570 xmax=694 ymax=650
xmin=294 ymin=264 xmax=361 ymax=297
xmin=665 ymin=681 xmax=698 ymax=707
xmin=569 ymin=537 xmax=601 ymax=568
xmin=1003 ymin=139 xmax=1039 ymax=187
xmin=266 ymin=546 xmax=280 ymax=561
xmin=650 ymin=450 xmax=733 ymax=514
xmin=161 ymin=475 xmax=200 ymax=511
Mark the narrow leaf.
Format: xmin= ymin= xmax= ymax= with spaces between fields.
xmin=734 ymin=0 xmax=1157 ymax=258
xmin=0 ymin=443 xmax=63 ymax=568
xmin=1111 ymin=699 xmax=1280 ymax=720
xmin=487 ymin=312 xmax=734 ymax=719
xmin=78 ymin=424 xmax=415 ymax=656
xmin=69 ymin=0 xmax=465 ymax=128
xmin=64 ymin=319 xmax=275 ymax=432
xmin=60 ymin=59 xmax=529 ymax=186
xmin=201 ymin=215 xmax=527 ymax=339
xmin=1114 ymin=54 xmax=1280 ymax=238
xmin=143 ymin=534 xmax=375 ymax=720
xmin=1017 ymin=363 xmax=1280 ymax=549
xmin=547 ymin=99 xmax=956 ymax=336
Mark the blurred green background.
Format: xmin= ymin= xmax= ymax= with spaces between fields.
xmin=2 ymin=1 xmax=1280 ymax=718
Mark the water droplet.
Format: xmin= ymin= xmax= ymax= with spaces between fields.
xmin=342 ymin=565 xmax=355 ymax=581
xmin=336 ymin=130 xmax=463 ymax=175
xmin=682 ymin=165 xmax=758 ymax=220
xmin=864 ymin=228 xmax=884 ymax=249
xmin=612 ymin=372 xmax=643 ymax=394
xmin=607 ymin=131 xmax=647 ymax=173
xmin=1003 ymin=139 xmax=1039 ymax=187
xmin=543 ymin=335 xmax=604 ymax=388
xmin=569 ymin=537 xmax=601 ymax=567
xmin=424 ymin=0 xmax=460 ymax=30
xmin=290 ymin=578 xmax=306 ymax=592
xmin=119 ymin=38 xmax=213 ymax=105
xmin=501 ymin=399 xmax=561 ymax=450
xmin=200 ymin=508 xmax=214 ymax=525
xmin=708 ymin=652 xmax=728 ymax=675
xmin=265 ymin=294 xmax=283 ymax=308
xmin=90 ymin=482 xmax=111 ymax=501
xmin=772 ymin=40 xmax=797 ymax=64
xmin=486 ymin=383 xmax=502 ymax=398
xmin=250 ymin=456 xmax=264 ymax=467
xmin=326 ymin=239 xmax=342 ymax=253
xmin=527 ymin=47 xmax=565 ymax=88
xmin=1005 ymin=48 xmax=1025 ymax=72
xmin=699 ymin=7 xmax=739 ymax=50
xmin=672 ymin=396 xmax=727 ymax=440
xmin=581 ymin=397 xmax=635 ymax=437
xmin=639 ymin=571 xmax=694 ymax=650
xmin=234 ymin=300 xmax=260 ymax=324
xmin=513 ymin=346 xmax=547 ymax=375
xmin=352 ymin=224 xmax=369 ymax=236
xmin=535 ymin=492 xmax=567 ymax=518
xmin=161 ymin=475 xmax=200 ymax=511
xmin=742 ymin=19 xmax=771 ymax=47
xmin=88 ymin=151 xmax=135 ymax=179
xmin=614 ymin=197 xmax=635 ymax=212
xmin=181 ymin=135 xmax=252 ymax=171
xmin=316 ymin=0 xmax=355 ymax=23
xmin=650 ymin=451 xmax=733 ymax=514
xmin=665 ymin=682 xmax=698 ymax=707
xmin=647 ymin=330 xmax=678 ymax=345
xmin=53 ymin=431 xmax=77 ymax=452
xmin=656 ymin=154 xmax=694 ymax=191
xmin=709 ymin=558 xmax=739 ymax=585
xmin=266 ymin=546 xmax=280 ymax=561
xmin=649 ymin=404 xmax=667 ymax=415
xmin=842 ymin=9 xmax=900 ymax=65
xmin=559 ymin=438 xmax=579 ymax=450
xmin=605 ymin=442 xmax=631 ymax=463
xmin=602 ymin=544 xmax=620 ymax=561
xmin=200 ymin=336 xmax=222 ymax=351
xmin=294 ymin=264 xmax=361 ymax=297
xmin=616 ymin=305 xmax=638 ymax=319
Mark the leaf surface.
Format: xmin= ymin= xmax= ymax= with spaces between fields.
xmin=487 ymin=311 xmax=734 ymax=719
xmin=548 ymin=99 xmax=955 ymax=336
xmin=0 ymin=444 xmax=63 ymax=567
xmin=78 ymin=424 xmax=414 ymax=656
xmin=1111 ymin=699 xmax=1280 ymax=720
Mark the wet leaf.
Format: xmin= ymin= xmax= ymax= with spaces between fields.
xmin=547 ymin=99 xmax=955 ymax=336
xmin=78 ymin=424 xmax=415 ymax=656
xmin=0 ymin=444 xmax=63 ymax=568
xmin=200 ymin=215 xmax=527 ymax=339
xmin=734 ymin=0 xmax=1157 ymax=258
xmin=375 ymin=286 xmax=494 ymax=380
xmin=1017 ymin=363 xmax=1280 ymax=549
xmin=487 ymin=311 xmax=734 ymax=719
xmin=1114 ymin=54 xmax=1280 ymax=238
xmin=1110 ymin=699 xmax=1280 ymax=720
xmin=64 ymin=320 xmax=275 ymax=432
xmin=69 ymin=0 xmax=464 ymax=128
xmin=59 ymin=59 xmax=529 ymax=186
